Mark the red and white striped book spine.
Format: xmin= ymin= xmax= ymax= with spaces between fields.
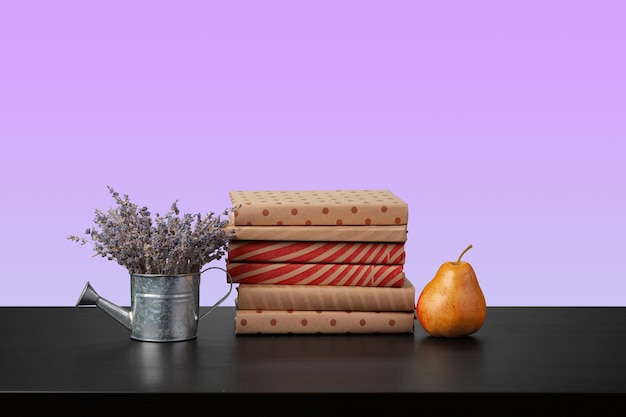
xmin=226 ymin=262 xmax=404 ymax=287
xmin=227 ymin=241 xmax=405 ymax=265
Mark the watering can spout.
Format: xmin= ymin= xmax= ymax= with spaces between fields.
xmin=76 ymin=282 xmax=132 ymax=332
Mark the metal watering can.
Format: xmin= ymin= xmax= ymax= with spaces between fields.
xmin=76 ymin=266 xmax=233 ymax=342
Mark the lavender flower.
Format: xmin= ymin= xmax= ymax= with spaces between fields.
xmin=69 ymin=186 xmax=237 ymax=275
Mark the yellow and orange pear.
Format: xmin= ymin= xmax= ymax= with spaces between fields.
xmin=416 ymin=244 xmax=486 ymax=338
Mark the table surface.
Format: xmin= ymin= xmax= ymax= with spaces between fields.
xmin=1 ymin=306 xmax=625 ymax=415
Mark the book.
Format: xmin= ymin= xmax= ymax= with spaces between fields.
xmin=235 ymin=275 xmax=416 ymax=311
xmin=227 ymin=241 xmax=405 ymax=265
xmin=225 ymin=223 xmax=408 ymax=243
xmin=229 ymin=190 xmax=408 ymax=226
xmin=226 ymin=262 xmax=404 ymax=287
xmin=234 ymin=309 xmax=415 ymax=334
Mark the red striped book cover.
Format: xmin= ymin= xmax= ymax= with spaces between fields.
xmin=228 ymin=241 xmax=405 ymax=265
xmin=226 ymin=262 xmax=404 ymax=287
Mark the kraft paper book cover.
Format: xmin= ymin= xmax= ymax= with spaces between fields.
xmin=234 ymin=309 xmax=415 ymax=334
xmin=225 ymin=223 xmax=408 ymax=242
xmin=236 ymin=275 xmax=415 ymax=311
xmin=229 ymin=190 xmax=408 ymax=226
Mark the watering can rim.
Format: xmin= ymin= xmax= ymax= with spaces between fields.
xmin=128 ymin=272 xmax=202 ymax=278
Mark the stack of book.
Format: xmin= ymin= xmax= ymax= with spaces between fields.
xmin=224 ymin=190 xmax=415 ymax=334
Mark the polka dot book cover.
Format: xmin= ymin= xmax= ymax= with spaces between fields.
xmin=229 ymin=190 xmax=409 ymax=226
xmin=234 ymin=309 xmax=415 ymax=335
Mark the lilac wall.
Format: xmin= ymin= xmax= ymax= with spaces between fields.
xmin=1 ymin=1 xmax=624 ymax=306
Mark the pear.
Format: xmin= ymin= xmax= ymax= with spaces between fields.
xmin=416 ymin=244 xmax=486 ymax=338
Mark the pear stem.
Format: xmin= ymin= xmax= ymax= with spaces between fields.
xmin=456 ymin=244 xmax=473 ymax=265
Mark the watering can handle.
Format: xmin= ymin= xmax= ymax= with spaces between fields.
xmin=198 ymin=266 xmax=234 ymax=320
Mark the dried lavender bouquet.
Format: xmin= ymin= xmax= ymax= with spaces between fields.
xmin=69 ymin=186 xmax=236 ymax=275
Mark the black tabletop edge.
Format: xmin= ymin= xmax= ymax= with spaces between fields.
xmin=2 ymin=392 xmax=625 ymax=417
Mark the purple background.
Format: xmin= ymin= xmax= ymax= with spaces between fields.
xmin=1 ymin=1 xmax=624 ymax=307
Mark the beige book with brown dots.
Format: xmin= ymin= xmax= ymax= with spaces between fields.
xmin=229 ymin=190 xmax=408 ymax=226
xmin=234 ymin=309 xmax=415 ymax=334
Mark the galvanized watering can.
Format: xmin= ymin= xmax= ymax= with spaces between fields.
xmin=76 ymin=266 xmax=233 ymax=342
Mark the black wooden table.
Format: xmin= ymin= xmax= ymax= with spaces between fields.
xmin=1 ymin=306 xmax=625 ymax=416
